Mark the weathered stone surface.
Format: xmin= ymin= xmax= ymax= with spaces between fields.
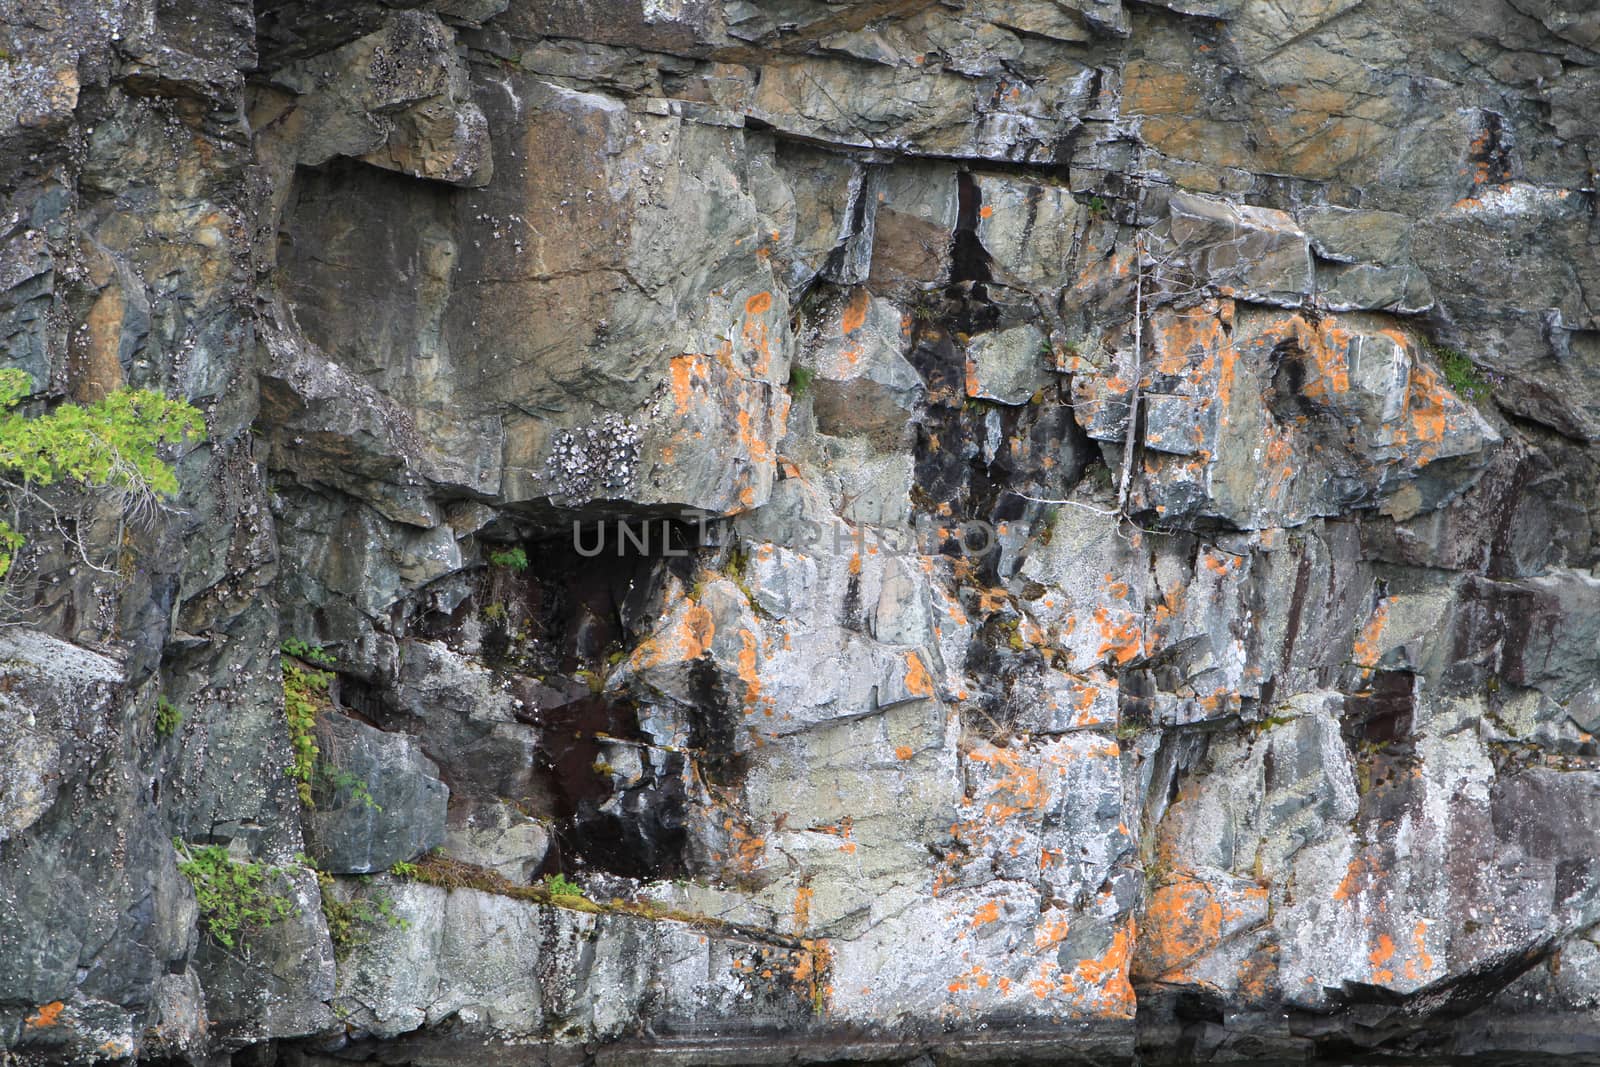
xmin=261 ymin=11 xmax=492 ymax=186
xmin=9 ymin=0 xmax=1600 ymax=1061
xmin=1163 ymin=191 xmax=1313 ymax=308
xmin=303 ymin=712 xmax=449 ymax=874
xmin=965 ymin=323 xmax=1051 ymax=404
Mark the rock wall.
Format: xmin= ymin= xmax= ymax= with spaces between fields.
xmin=3 ymin=0 xmax=1600 ymax=1062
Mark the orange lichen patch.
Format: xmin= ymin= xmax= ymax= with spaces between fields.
xmin=841 ymin=288 xmax=870 ymax=335
xmin=25 ymin=1002 xmax=65 ymax=1029
xmin=1235 ymin=944 xmax=1278 ymax=1002
xmin=735 ymin=627 xmax=774 ymax=716
xmin=1136 ymin=876 xmax=1224 ymax=978
xmin=1413 ymin=920 xmax=1434 ymax=971
xmin=793 ymin=885 xmax=814 ymax=935
xmin=903 ymin=651 xmax=934 ymax=698
xmin=971 ymin=900 xmax=1002 ymax=928
xmin=894 ymin=744 xmax=915 ymax=760
xmin=848 ymin=552 xmax=863 ymax=576
xmin=1061 ymin=918 xmax=1138 ymax=1018
xmin=741 ymin=301 xmax=774 ymax=376
xmin=1369 ymin=933 xmax=1397 ymax=983
xmin=1136 ymin=873 xmax=1267 ymax=981
xmin=1351 ymin=599 xmax=1390 ymax=672
xmin=1333 ymin=853 xmax=1381 ymax=901
xmin=1150 ymin=303 xmax=1229 ymax=380
xmin=1399 ymin=362 xmax=1452 ymax=462
xmin=792 ymin=938 xmax=833 ymax=1014
xmin=964 ymin=357 xmax=980 ymax=397
xmin=979 ymin=204 xmax=994 ymax=219
xmin=735 ymin=399 xmax=774 ymax=465
xmin=669 ymin=353 xmax=702 ymax=415
xmin=682 ymin=603 xmax=716 ymax=659
xmin=725 ymin=818 xmax=767 ymax=874
xmin=1035 ymin=914 xmax=1073 ymax=950
xmin=1092 ymin=605 xmax=1144 ymax=665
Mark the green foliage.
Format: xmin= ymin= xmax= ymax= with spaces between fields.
xmin=787 ymin=366 xmax=814 ymax=398
xmin=281 ymin=637 xmax=336 ymax=667
xmin=316 ymin=871 xmax=408 ymax=957
xmin=1085 ymin=195 xmax=1109 ymax=216
xmin=542 ymin=872 xmax=585 ymax=898
xmin=155 ymin=695 xmax=183 ymax=739
xmin=319 ymin=764 xmax=379 ymax=811
xmin=282 ymin=659 xmax=330 ymax=808
xmin=174 ymin=840 xmax=296 ymax=950
xmin=0 ymin=368 xmax=205 ymax=579
xmin=389 ymin=860 xmax=419 ymax=879
xmin=0 ymin=524 xmax=20 ymax=583
xmin=1435 ymin=344 xmax=1492 ymax=402
xmin=489 ymin=546 xmax=529 ymax=570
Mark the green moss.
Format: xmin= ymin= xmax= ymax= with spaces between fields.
xmin=155 ymin=695 xmax=183 ymax=739
xmin=1433 ymin=343 xmax=1492 ymax=402
xmin=788 ymin=366 xmax=814 ymax=398
xmin=1252 ymin=712 xmax=1297 ymax=733
xmin=174 ymin=840 xmax=296 ymax=950
xmin=0 ymin=367 xmax=206 ymax=579
xmin=489 ymin=546 xmax=529 ymax=570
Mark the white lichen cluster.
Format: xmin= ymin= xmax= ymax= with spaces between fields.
xmin=544 ymin=412 xmax=642 ymax=506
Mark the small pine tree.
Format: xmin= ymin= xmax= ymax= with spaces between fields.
xmin=0 ymin=368 xmax=205 ymax=579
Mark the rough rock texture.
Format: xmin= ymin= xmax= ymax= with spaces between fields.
xmin=3 ymin=0 xmax=1600 ymax=1063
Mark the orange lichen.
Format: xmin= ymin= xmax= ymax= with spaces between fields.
xmin=1369 ymin=933 xmax=1396 ymax=983
xmin=903 ymin=651 xmax=934 ymax=698
xmin=793 ymin=884 xmax=814 ymax=935
xmin=1352 ymin=600 xmax=1390 ymax=671
xmin=1092 ymin=605 xmax=1143 ymax=665
xmin=1334 ymin=854 xmax=1380 ymax=901
xmin=841 ymin=288 xmax=870 ymax=335
xmin=25 ymin=1002 xmax=64 ymax=1029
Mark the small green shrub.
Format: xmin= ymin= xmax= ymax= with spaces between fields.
xmin=788 ymin=366 xmax=815 ymax=398
xmin=319 ymin=765 xmax=379 ymax=812
xmin=489 ymin=547 xmax=529 ymax=570
xmin=317 ymin=870 xmax=408 ymax=956
xmin=542 ymin=873 xmax=585 ymax=898
xmin=174 ymin=840 xmax=296 ymax=950
xmin=0 ymin=368 xmax=206 ymax=579
xmin=1085 ymin=195 xmax=1109 ymax=216
xmin=389 ymin=860 xmax=419 ymax=879
xmin=155 ymin=695 xmax=183 ymax=738
xmin=281 ymin=637 xmax=335 ymax=667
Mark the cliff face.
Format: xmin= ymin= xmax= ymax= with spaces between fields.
xmin=4 ymin=0 xmax=1600 ymax=1062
